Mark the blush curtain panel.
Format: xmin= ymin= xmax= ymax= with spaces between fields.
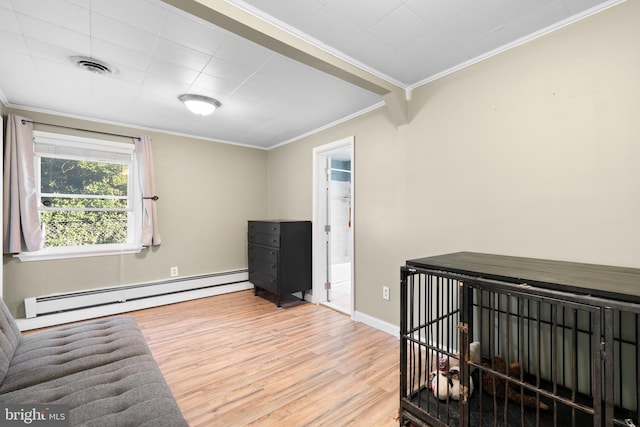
xmin=135 ymin=135 xmax=161 ymax=247
xmin=3 ymin=114 xmax=44 ymax=253
xmin=3 ymin=116 xmax=161 ymax=254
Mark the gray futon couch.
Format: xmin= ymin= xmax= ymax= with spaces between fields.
xmin=0 ymin=298 xmax=188 ymax=426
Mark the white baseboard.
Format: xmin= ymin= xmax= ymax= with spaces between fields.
xmin=15 ymin=281 xmax=253 ymax=331
xmin=354 ymin=310 xmax=399 ymax=338
xmin=15 ymin=282 xmax=400 ymax=339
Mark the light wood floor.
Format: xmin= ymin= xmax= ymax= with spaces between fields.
xmin=127 ymin=290 xmax=400 ymax=426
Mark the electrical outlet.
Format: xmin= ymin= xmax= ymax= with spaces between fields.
xmin=383 ymin=286 xmax=390 ymax=301
xmin=170 ymin=266 xmax=179 ymax=277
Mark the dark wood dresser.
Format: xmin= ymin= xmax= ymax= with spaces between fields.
xmin=248 ymin=220 xmax=312 ymax=307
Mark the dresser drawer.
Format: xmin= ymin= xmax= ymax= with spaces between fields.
xmin=248 ymin=232 xmax=280 ymax=247
xmin=250 ymin=258 xmax=278 ymax=276
xmin=248 ymin=221 xmax=280 ymax=234
xmin=249 ymin=271 xmax=278 ymax=294
xmin=249 ymin=244 xmax=278 ymax=263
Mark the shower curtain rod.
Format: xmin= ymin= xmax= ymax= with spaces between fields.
xmin=21 ymin=119 xmax=141 ymax=141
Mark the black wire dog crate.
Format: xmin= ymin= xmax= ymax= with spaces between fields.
xmin=400 ymin=252 xmax=640 ymax=427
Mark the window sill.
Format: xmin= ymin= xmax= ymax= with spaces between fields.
xmin=17 ymin=245 xmax=144 ymax=262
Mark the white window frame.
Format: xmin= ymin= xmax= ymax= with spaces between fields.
xmin=18 ymin=131 xmax=143 ymax=261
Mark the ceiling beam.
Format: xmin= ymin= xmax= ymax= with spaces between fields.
xmin=161 ymin=0 xmax=409 ymax=126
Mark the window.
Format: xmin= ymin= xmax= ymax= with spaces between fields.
xmin=19 ymin=131 xmax=142 ymax=260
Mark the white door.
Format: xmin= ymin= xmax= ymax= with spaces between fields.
xmin=324 ymin=154 xmax=332 ymax=303
xmin=312 ymin=137 xmax=354 ymax=315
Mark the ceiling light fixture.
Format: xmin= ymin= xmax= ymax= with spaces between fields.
xmin=178 ymin=94 xmax=221 ymax=116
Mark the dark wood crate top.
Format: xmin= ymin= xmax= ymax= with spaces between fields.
xmin=406 ymin=252 xmax=640 ymax=304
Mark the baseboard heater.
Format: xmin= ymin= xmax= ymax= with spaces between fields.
xmin=23 ymin=269 xmax=250 ymax=322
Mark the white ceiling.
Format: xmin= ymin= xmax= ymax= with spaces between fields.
xmin=0 ymin=0 xmax=621 ymax=149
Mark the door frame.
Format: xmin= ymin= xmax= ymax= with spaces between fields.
xmin=312 ymin=136 xmax=354 ymax=316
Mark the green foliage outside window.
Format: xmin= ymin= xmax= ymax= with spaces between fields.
xmin=40 ymin=158 xmax=130 ymax=247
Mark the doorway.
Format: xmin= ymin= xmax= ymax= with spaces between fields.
xmin=312 ymin=137 xmax=354 ymax=316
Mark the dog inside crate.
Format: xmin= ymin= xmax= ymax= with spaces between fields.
xmin=402 ymin=271 xmax=639 ymax=427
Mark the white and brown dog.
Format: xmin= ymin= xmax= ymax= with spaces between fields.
xmin=428 ymin=342 xmax=479 ymax=400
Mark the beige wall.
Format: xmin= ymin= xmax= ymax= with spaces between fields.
xmin=2 ymin=1 xmax=638 ymax=327
xmin=268 ymin=108 xmax=403 ymax=325
xmin=3 ymin=109 xmax=268 ymax=317
xmin=266 ymin=1 xmax=640 ymax=327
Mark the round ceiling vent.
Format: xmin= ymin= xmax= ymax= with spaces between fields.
xmin=70 ymin=56 xmax=117 ymax=75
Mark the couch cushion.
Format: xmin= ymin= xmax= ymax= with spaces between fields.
xmin=0 ymin=355 xmax=188 ymax=426
xmin=0 ymin=315 xmax=188 ymax=426
xmin=0 ymin=298 xmax=22 ymax=385
xmin=0 ymin=316 xmax=149 ymax=393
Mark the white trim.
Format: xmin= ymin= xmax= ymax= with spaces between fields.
xmin=269 ymin=102 xmax=383 ymax=150
xmin=24 ymin=270 xmax=248 ymax=317
xmin=354 ymin=310 xmax=399 ymax=338
xmin=17 ymin=245 xmax=143 ymax=262
xmin=23 ymin=130 xmax=143 ymax=260
xmin=4 ymin=1 xmax=624 ymax=152
xmin=225 ymin=0 xmax=407 ymax=90
xmin=34 ymin=131 xmax=134 ymax=161
xmin=312 ymin=137 xmax=355 ymax=318
xmin=6 ymin=103 xmax=265 ymax=150
xmin=7 ymin=101 xmax=384 ymax=152
xmin=407 ymin=0 xmax=627 ymax=92
xmin=228 ymin=0 xmax=624 ymax=97
xmin=16 ymin=279 xmax=253 ymax=331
